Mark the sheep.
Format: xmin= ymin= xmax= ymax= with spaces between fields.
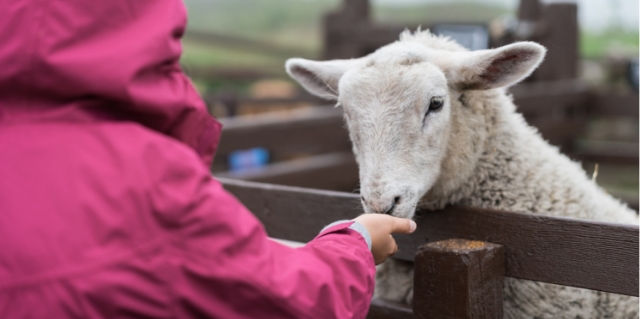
xmin=285 ymin=29 xmax=639 ymax=318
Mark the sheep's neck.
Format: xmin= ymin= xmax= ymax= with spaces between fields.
xmin=422 ymin=91 xmax=635 ymax=224
xmin=421 ymin=90 xmax=530 ymax=211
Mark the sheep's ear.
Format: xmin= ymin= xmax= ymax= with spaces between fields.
xmin=285 ymin=58 xmax=357 ymax=100
xmin=447 ymin=42 xmax=546 ymax=90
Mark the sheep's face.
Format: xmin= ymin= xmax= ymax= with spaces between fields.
xmin=338 ymin=54 xmax=452 ymax=218
xmin=286 ymin=32 xmax=545 ymax=219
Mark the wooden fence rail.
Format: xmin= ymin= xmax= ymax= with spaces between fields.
xmin=215 ymin=151 xmax=358 ymax=192
xmin=212 ymin=107 xmax=350 ymax=172
xmin=220 ymin=177 xmax=639 ymax=298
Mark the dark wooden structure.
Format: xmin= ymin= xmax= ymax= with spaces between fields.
xmin=323 ymin=0 xmax=401 ymax=59
xmin=323 ymin=0 xmax=578 ymax=84
xmin=220 ymin=178 xmax=639 ymax=318
xmin=414 ymin=239 xmax=505 ymax=318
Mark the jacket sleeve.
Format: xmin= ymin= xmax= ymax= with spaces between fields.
xmin=148 ymin=143 xmax=376 ymax=319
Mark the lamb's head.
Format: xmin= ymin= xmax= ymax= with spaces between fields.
xmin=286 ymin=31 xmax=545 ymax=219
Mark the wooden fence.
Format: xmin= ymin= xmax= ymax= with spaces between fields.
xmin=220 ymin=177 xmax=639 ymax=318
xmin=211 ymin=78 xmax=638 ymax=317
xmin=323 ymin=0 xmax=579 ymax=84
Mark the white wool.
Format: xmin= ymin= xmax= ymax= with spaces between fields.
xmin=286 ymin=29 xmax=639 ymax=318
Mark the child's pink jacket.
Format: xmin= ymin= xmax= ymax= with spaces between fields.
xmin=0 ymin=1 xmax=376 ymax=317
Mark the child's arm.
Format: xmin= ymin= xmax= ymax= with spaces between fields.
xmin=150 ymin=145 xmax=376 ymax=319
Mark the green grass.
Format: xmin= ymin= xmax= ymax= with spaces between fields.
xmin=180 ymin=1 xmax=510 ymax=73
xmin=181 ymin=40 xmax=285 ymax=69
xmin=184 ymin=0 xmax=339 ymax=51
xmin=581 ymin=30 xmax=639 ymax=58
xmin=180 ymin=39 xmax=291 ymax=94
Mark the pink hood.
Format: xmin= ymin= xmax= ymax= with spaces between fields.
xmin=0 ymin=0 xmax=220 ymax=165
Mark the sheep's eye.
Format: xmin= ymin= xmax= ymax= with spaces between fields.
xmin=429 ymin=97 xmax=444 ymax=111
xmin=423 ymin=96 xmax=445 ymax=126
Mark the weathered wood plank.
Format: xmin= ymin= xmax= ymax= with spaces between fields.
xmin=528 ymin=118 xmax=586 ymax=148
xmin=414 ymin=239 xmax=505 ymax=319
xmin=219 ymin=178 xmax=639 ymax=296
xmin=588 ymin=92 xmax=639 ymax=118
xmin=212 ymin=107 xmax=351 ymax=171
xmin=399 ymin=207 xmax=639 ymax=297
xmin=220 ymin=178 xmax=362 ymax=243
xmin=535 ymin=3 xmax=579 ymax=81
xmin=366 ymin=298 xmax=412 ymax=319
xmin=214 ymin=152 xmax=358 ymax=192
xmin=511 ymin=79 xmax=589 ymax=118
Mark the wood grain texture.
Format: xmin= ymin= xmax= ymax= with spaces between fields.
xmin=219 ymin=178 xmax=639 ymax=296
xmin=535 ymin=3 xmax=579 ymax=81
xmin=528 ymin=118 xmax=586 ymax=149
xmin=401 ymin=206 xmax=639 ymax=297
xmin=511 ymin=79 xmax=589 ymax=118
xmin=366 ymin=298 xmax=412 ymax=319
xmin=220 ymin=178 xmax=363 ymax=243
xmin=212 ymin=107 xmax=351 ymax=172
xmin=414 ymin=239 xmax=505 ymax=319
xmin=214 ymin=152 xmax=359 ymax=192
xmin=588 ymin=92 xmax=639 ymax=118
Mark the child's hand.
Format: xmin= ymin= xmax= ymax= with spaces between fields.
xmin=354 ymin=214 xmax=417 ymax=265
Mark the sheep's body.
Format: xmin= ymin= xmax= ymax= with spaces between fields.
xmin=374 ymin=85 xmax=639 ymax=318
xmin=286 ymin=29 xmax=638 ymax=318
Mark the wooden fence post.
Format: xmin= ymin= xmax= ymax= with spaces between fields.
xmin=413 ymin=239 xmax=505 ymax=319
xmin=533 ymin=3 xmax=578 ymax=81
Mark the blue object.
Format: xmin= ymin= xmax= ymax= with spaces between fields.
xmin=229 ymin=148 xmax=270 ymax=172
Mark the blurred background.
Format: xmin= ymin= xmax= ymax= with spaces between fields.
xmin=181 ymin=0 xmax=639 ymax=210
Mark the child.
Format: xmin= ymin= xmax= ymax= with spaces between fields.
xmin=0 ymin=1 xmax=416 ymax=318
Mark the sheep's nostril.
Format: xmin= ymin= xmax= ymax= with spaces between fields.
xmin=361 ymin=196 xmax=366 ymax=203
xmin=383 ymin=197 xmax=401 ymax=215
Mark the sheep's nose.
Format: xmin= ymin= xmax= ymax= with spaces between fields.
xmin=363 ymin=195 xmax=402 ymax=215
